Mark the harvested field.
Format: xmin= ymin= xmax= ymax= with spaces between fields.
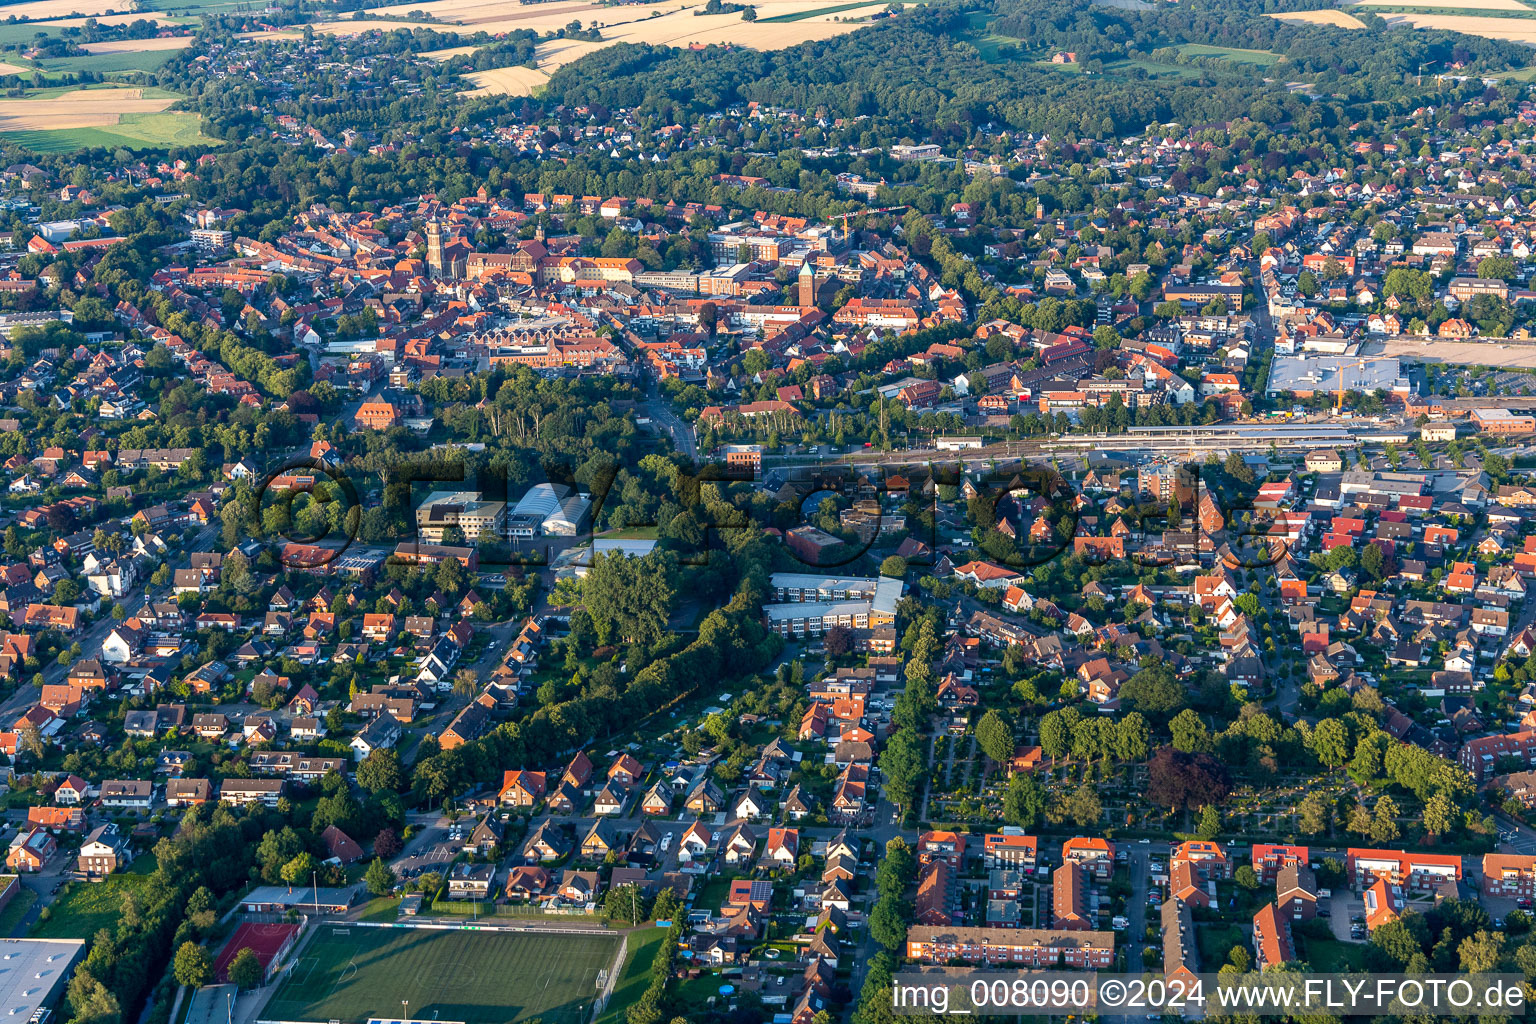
xmin=0 ymin=62 xmax=28 ymax=75
xmin=80 ymin=36 xmax=193 ymax=53
xmin=1358 ymin=0 xmax=1533 ymax=8
xmin=327 ymin=0 xmax=871 ymax=54
xmin=1373 ymin=11 xmax=1536 ymax=39
xmin=421 ymin=43 xmax=482 ymax=59
xmin=0 ymin=87 xmax=174 ymax=131
xmin=461 ymin=64 xmax=548 ymax=95
xmin=0 ymin=0 xmax=130 ymax=17
xmin=1268 ymin=9 xmax=1366 ymax=27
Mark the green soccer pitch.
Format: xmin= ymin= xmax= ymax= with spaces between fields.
xmin=262 ymin=925 xmax=623 ymax=1024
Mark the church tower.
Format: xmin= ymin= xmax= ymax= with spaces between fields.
xmin=798 ymin=259 xmax=816 ymax=307
xmin=425 ymin=219 xmax=445 ymax=279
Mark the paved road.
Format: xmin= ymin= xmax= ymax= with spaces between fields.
xmin=639 ymin=380 xmax=696 ymax=461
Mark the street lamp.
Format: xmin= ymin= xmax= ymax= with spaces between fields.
xmin=402 ymin=1000 xmax=409 ymax=1023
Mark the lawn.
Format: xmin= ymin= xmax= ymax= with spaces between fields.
xmin=1175 ymin=43 xmax=1283 ymax=65
xmin=355 ymin=897 xmax=401 ymax=923
xmin=3 ymin=112 xmax=221 ymax=152
xmin=32 ymin=873 xmax=151 ymax=939
xmin=1301 ymin=935 xmax=1370 ymax=971
xmin=1106 ymin=58 xmax=1209 ymax=78
xmin=0 ymin=886 xmax=36 ymax=938
xmin=593 ymin=927 xmax=666 ymax=1024
xmin=264 ymin=925 xmax=621 ymax=1024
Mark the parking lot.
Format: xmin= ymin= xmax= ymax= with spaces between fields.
xmin=391 ymin=821 xmax=465 ymax=880
xmin=1328 ymin=891 xmax=1366 ymax=943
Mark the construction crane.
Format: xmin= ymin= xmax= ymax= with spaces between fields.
xmin=839 ymin=205 xmax=909 ymax=241
xmin=1334 ymin=356 xmax=1399 ymax=412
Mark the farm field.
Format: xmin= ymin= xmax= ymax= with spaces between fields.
xmin=262 ymin=925 xmax=622 ymax=1024
xmin=1357 ymin=0 xmax=1534 ymax=8
xmin=1175 ymin=42 xmax=1283 ymax=65
xmin=1373 ymin=10 xmax=1536 ymax=37
xmin=0 ymin=0 xmax=128 ymax=18
xmin=0 ymin=87 xmax=174 ymax=130
xmin=2 ymin=111 xmax=218 ymax=151
xmin=313 ymin=0 xmax=877 ymax=66
xmin=80 ymin=36 xmax=194 ymax=54
xmin=461 ymin=65 xmax=549 ymax=96
xmin=758 ymin=0 xmax=893 ymax=22
xmin=1268 ymin=9 xmax=1366 ymax=27
xmin=0 ymin=85 xmax=215 ymax=150
xmin=35 ymin=48 xmax=181 ymax=73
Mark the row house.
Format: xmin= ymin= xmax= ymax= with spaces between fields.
xmin=906 ymin=926 xmax=1115 ymax=968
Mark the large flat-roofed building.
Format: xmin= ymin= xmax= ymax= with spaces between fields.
xmin=507 ymin=483 xmax=591 ymax=538
xmin=1161 ymin=283 xmax=1244 ymax=312
xmin=758 ymin=574 xmax=897 ymax=635
xmin=722 ymin=444 xmax=763 ymax=477
xmin=415 ymin=491 xmax=507 ymax=543
xmin=1267 ymin=355 xmax=1404 ymax=398
xmin=240 ymin=885 xmax=354 ymax=915
xmin=0 ymin=938 xmax=85 ymax=1020
xmin=770 ymin=574 xmax=881 ymax=602
xmin=1472 ymin=408 xmax=1536 ymax=435
xmin=762 ymin=575 xmax=902 ymax=638
xmin=1448 ymin=277 xmax=1508 ymax=302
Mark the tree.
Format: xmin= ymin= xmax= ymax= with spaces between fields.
xmin=1312 ymin=718 xmax=1351 ymax=771
xmin=1298 ymin=791 xmax=1332 ymax=836
xmin=365 ymin=857 xmax=395 ymax=896
xmin=1117 ymin=661 xmax=1185 ymax=720
xmin=1423 ymin=790 xmax=1457 ymax=837
xmin=172 ymin=941 xmax=212 ymax=988
xmin=1039 ymin=707 xmax=1078 ymax=760
xmin=875 ymin=837 xmax=916 ymax=899
xmin=1061 ymin=784 xmax=1102 ymax=827
xmin=1196 ymin=804 xmax=1221 ymax=840
xmin=227 ymin=948 xmax=264 ymax=990
xmin=879 ymin=555 xmax=907 ymax=579
xmin=868 ymin=896 xmax=907 ymax=951
xmin=374 ymin=827 xmax=403 ymax=858
xmin=66 ymin=970 xmax=121 ymax=1024
xmin=279 ymin=852 xmax=317 ymax=887
xmin=1169 ymin=709 xmax=1212 ymax=754
xmin=1002 ymin=773 xmax=1046 ymax=828
xmin=1235 ymin=865 xmax=1259 ymax=891
xmin=1146 ymin=747 xmax=1231 ymax=811
xmin=1360 ymin=542 xmax=1385 ymax=581
xmin=823 ymin=625 xmax=853 ymax=656
xmin=357 ymin=748 xmax=403 ymax=792
xmin=1113 ymin=713 xmax=1150 ymax=762
xmin=584 ymin=551 xmax=678 ymax=646
xmin=878 ymin=728 xmax=924 ymax=809
xmin=975 ymin=709 xmax=1014 ymax=765
xmin=1452 ymin=930 xmax=1504 ymax=977
xmin=1371 ymin=795 xmax=1401 ymax=843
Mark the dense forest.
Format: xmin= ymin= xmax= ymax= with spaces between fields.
xmin=539 ymin=0 xmax=1533 ymax=139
